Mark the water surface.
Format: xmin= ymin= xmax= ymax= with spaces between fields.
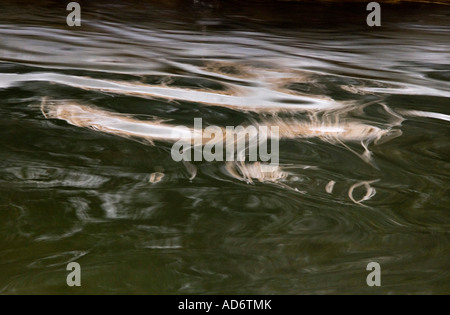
xmin=0 ymin=0 xmax=449 ymax=294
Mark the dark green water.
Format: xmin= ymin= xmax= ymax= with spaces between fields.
xmin=0 ymin=0 xmax=449 ymax=294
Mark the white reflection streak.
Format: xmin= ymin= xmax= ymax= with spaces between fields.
xmin=401 ymin=110 xmax=450 ymax=122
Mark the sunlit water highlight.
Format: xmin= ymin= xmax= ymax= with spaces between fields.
xmin=0 ymin=0 xmax=449 ymax=294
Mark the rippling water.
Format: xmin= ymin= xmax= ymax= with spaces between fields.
xmin=0 ymin=0 xmax=449 ymax=294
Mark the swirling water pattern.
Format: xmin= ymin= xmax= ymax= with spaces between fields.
xmin=0 ymin=1 xmax=449 ymax=294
